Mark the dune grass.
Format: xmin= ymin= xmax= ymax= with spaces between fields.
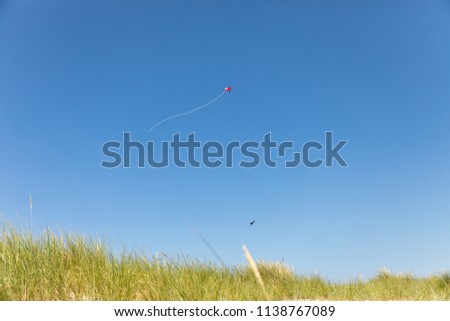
xmin=0 ymin=225 xmax=449 ymax=301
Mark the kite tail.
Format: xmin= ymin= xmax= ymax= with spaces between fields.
xmin=149 ymin=91 xmax=226 ymax=132
xmin=225 ymin=224 xmax=251 ymax=235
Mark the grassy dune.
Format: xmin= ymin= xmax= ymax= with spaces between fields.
xmin=0 ymin=226 xmax=449 ymax=301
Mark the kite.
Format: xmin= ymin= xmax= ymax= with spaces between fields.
xmin=149 ymin=86 xmax=232 ymax=132
xmin=225 ymin=220 xmax=256 ymax=235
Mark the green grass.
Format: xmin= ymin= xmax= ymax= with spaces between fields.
xmin=0 ymin=225 xmax=449 ymax=300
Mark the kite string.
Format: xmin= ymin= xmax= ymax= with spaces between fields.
xmin=149 ymin=91 xmax=226 ymax=132
xmin=231 ymin=94 xmax=294 ymax=190
xmin=231 ymin=95 xmax=259 ymax=138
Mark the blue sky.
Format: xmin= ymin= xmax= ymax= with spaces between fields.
xmin=1 ymin=0 xmax=449 ymax=280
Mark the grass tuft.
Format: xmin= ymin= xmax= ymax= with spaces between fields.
xmin=0 ymin=225 xmax=449 ymax=301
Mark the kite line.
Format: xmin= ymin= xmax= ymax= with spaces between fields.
xmin=149 ymin=87 xmax=232 ymax=132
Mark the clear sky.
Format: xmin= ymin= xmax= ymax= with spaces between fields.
xmin=1 ymin=0 xmax=449 ymax=280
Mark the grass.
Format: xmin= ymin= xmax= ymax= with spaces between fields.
xmin=0 ymin=225 xmax=449 ymax=301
